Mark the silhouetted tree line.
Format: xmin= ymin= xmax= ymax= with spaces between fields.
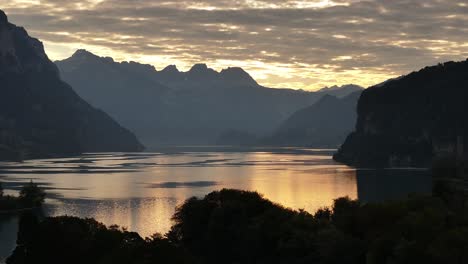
xmin=6 ymin=187 xmax=468 ymax=264
xmin=0 ymin=181 xmax=46 ymax=211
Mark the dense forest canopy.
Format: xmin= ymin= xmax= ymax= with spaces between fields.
xmin=7 ymin=187 xmax=468 ymax=264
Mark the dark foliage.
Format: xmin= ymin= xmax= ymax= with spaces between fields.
xmin=7 ymin=189 xmax=468 ymax=264
xmin=0 ymin=181 xmax=45 ymax=211
xmin=18 ymin=181 xmax=46 ymax=208
xmin=7 ymin=215 xmax=191 ymax=264
xmin=168 ymin=189 xmax=321 ymax=264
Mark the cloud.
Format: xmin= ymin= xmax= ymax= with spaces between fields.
xmin=1 ymin=0 xmax=467 ymax=90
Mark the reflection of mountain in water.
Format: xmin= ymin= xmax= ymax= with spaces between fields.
xmin=356 ymin=169 xmax=432 ymax=203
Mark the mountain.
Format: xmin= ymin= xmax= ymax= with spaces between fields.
xmin=263 ymin=91 xmax=361 ymax=147
xmin=57 ymin=50 xmax=363 ymax=147
xmin=152 ymin=63 xmax=259 ymax=89
xmin=55 ymin=49 xmax=168 ymax=146
xmin=0 ymin=10 xmax=143 ymax=160
xmin=316 ymin=84 xmax=363 ymax=98
xmin=334 ymin=59 xmax=468 ymax=167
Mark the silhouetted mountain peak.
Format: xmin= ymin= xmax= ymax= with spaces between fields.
xmin=318 ymin=84 xmax=362 ymax=92
xmin=70 ymin=49 xmax=114 ymax=63
xmin=119 ymin=61 xmax=157 ymax=74
xmin=220 ymin=67 xmax=246 ymax=74
xmin=220 ymin=67 xmax=258 ymax=86
xmin=62 ymin=50 xmax=157 ymax=76
xmin=317 ymin=84 xmax=363 ymax=98
xmin=188 ymin=63 xmax=217 ymax=74
xmin=161 ymin=64 xmax=180 ymax=73
xmin=186 ymin=63 xmax=218 ymax=81
xmin=189 ymin=63 xmax=209 ymax=72
xmin=70 ymin=49 xmax=106 ymax=62
xmin=72 ymin=49 xmax=94 ymax=57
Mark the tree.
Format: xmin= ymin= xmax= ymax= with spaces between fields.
xmin=19 ymin=180 xmax=45 ymax=207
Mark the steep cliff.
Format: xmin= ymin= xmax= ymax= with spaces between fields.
xmin=0 ymin=10 xmax=143 ymax=160
xmin=334 ymin=59 xmax=468 ymax=167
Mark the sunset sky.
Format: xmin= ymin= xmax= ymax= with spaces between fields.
xmin=1 ymin=0 xmax=467 ymax=90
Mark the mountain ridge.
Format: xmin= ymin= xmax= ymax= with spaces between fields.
xmin=60 ymin=49 xmax=259 ymax=88
xmin=56 ymin=49 xmax=364 ymax=147
xmin=0 ymin=10 xmax=143 ymax=160
xmin=59 ymin=49 xmax=365 ymax=93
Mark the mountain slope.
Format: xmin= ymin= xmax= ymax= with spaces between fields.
xmin=57 ymin=50 xmax=363 ymax=147
xmin=334 ymin=59 xmax=468 ymax=167
xmin=263 ymin=91 xmax=361 ymax=147
xmin=0 ymin=10 xmax=143 ymax=160
xmin=56 ymin=50 xmax=168 ymax=145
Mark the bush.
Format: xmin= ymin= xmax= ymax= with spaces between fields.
xmin=168 ymin=189 xmax=321 ymax=264
xmin=19 ymin=181 xmax=46 ymax=207
xmin=0 ymin=181 xmax=46 ymax=211
xmin=7 ymin=214 xmax=191 ymax=264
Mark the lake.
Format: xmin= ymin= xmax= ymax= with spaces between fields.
xmin=0 ymin=147 xmax=432 ymax=262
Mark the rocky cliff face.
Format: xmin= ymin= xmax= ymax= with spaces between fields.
xmin=0 ymin=10 xmax=143 ymax=160
xmin=334 ymin=59 xmax=468 ymax=167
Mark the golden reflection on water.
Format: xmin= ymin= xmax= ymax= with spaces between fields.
xmin=0 ymin=149 xmax=357 ymax=236
xmin=248 ymin=167 xmax=357 ymax=211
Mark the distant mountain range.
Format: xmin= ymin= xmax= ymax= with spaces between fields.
xmin=56 ymin=50 xmax=363 ymax=147
xmin=262 ymin=91 xmax=362 ymax=148
xmin=316 ymin=85 xmax=363 ymax=98
xmin=155 ymin=62 xmax=259 ymax=88
xmin=334 ymin=59 xmax=468 ymax=167
xmin=0 ymin=10 xmax=143 ymax=160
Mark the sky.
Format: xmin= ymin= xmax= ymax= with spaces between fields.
xmin=1 ymin=0 xmax=467 ymax=90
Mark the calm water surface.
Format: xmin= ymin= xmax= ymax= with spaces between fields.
xmin=0 ymin=147 xmax=432 ymax=261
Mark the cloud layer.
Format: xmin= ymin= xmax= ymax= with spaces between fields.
xmin=1 ymin=0 xmax=467 ymax=90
